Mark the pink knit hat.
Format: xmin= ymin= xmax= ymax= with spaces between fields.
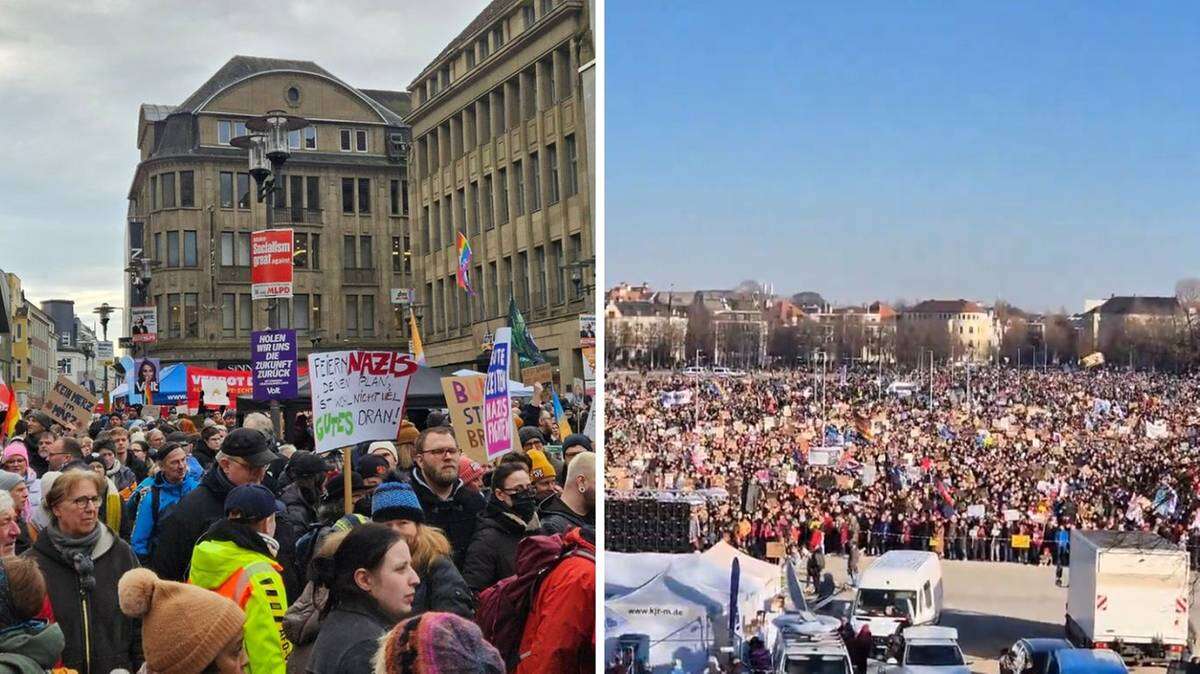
xmin=373 ymin=612 xmax=504 ymax=674
xmin=2 ymin=442 xmax=27 ymax=464
xmin=457 ymin=457 xmax=485 ymax=487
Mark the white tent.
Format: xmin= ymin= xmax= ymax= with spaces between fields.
xmin=701 ymin=541 xmax=781 ymax=598
xmin=605 ymin=550 xmax=695 ymax=598
xmin=450 ymin=369 xmax=534 ymax=397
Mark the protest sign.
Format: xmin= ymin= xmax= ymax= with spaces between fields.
xmin=579 ymin=314 xmax=595 ymax=347
xmin=484 ymin=328 xmax=514 ymax=459
xmin=252 ymin=329 xmax=298 ymax=401
xmin=765 ymin=542 xmax=785 ymax=560
xmin=861 ymin=463 xmax=877 ymax=486
xmin=46 ymin=376 xmax=96 ymax=429
xmin=583 ymin=403 xmax=595 ymax=439
xmin=96 ymin=341 xmax=114 ymax=366
xmin=128 ymin=357 xmax=160 ymax=405
xmin=1146 ymin=420 xmax=1169 ymax=439
xmin=1081 ymin=352 xmax=1105 ymax=369
xmin=1004 ymin=509 xmax=1021 ymax=522
xmin=308 ymin=350 xmax=417 ymax=453
xmin=186 ymin=367 xmax=253 ymax=412
xmin=521 ymin=363 xmax=552 ymax=385
xmin=1011 ymin=534 xmax=1031 ymax=549
xmin=251 ymin=228 xmax=294 ymax=299
xmin=966 ymin=504 xmax=986 ymax=518
xmin=440 ymin=375 xmax=490 ymax=464
xmin=807 ymin=446 xmax=842 ymax=467
xmin=130 ymin=306 xmax=157 ymax=344
xmin=142 ymin=404 xmax=161 ymax=419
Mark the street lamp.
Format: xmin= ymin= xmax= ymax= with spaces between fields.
xmin=563 ymin=257 xmax=595 ymax=300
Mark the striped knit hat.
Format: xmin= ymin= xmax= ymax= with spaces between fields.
xmin=373 ymin=612 xmax=504 ymax=674
xmin=371 ymin=482 xmax=424 ymax=524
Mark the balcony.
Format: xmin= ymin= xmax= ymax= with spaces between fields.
xmin=271 ymin=207 xmax=324 ymax=227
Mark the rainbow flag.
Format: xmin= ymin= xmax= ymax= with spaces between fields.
xmin=550 ymin=384 xmax=572 ymax=442
xmin=455 ymin=232 xmax=474 ymax=295
xmin=0 ymin=374 xmax=19 ymax=441
xmin=409 ymin=309 xmax=426 ymax=365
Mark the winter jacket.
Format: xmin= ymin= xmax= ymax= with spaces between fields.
xmin=514 ymin=528 xmax=595 ymax=674
xmin=462 ymin=497 xmax=531 ymax=594
xmin=279 ymin=482 xmax=318 ymax=530
xmin=106 ymin=461 xmax=138 ymax=498
xmin=189 ymin=519 xmax=292 ymax=674
xmin=282 ymin=582 xmax=326 ymax=674
xmin=25 ymin=525 xmax=142 ymax=674
xmin=410 ymin=554 xmax=474 ymax=619
xmin=307 ymin=599 xmax=394 ymax=674
xmin=409 ymin=467 xmax=486 ymax=570
xmin=0 ymin=621 xmax=65 ymax=674
xmin=537 ymin=494 xmax=593 ymax=537
xmin=129 ymin=471 xmax=200 ymax=559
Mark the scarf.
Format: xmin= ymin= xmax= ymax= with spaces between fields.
xmin=44 ymin=523 xmax=103 ymax=593
xmin=105 ymin=460 xmax=124 ymax=479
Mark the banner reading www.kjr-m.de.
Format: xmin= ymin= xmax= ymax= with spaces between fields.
xmin=308 ymin=350 xmax=416 ymax=453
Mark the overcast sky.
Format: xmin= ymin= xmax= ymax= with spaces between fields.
xmin=0 ymin=0 xmax=488 ymax=340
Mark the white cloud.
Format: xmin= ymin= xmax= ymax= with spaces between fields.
xmin=0 ymin=0 xmax=489 ymax=340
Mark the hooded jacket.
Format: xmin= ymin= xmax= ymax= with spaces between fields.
xmin=461 ymin=496 xmax=533 ymax=594
xmin=25 ymin=525 xmax=141 ymax=674
xmin=537 ymin=494 xmax=593 ymax=537
xmin=408 ymin=467 xmax=486 ymax=570
xmin=0 ymin=621 xmax=65 ymax=674
xmin=189 ymin=519 xmax=292 ymax=674
xmin=129 ymin=470 xmax=201 ymax=559
xmin=149 ymin=463 xmax=235 ymax=581
xmin=515 ymin=527 xmax=596 ymax=674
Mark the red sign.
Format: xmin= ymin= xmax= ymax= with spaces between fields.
xmin=251 ymin=228 xmax=294 ymax=300
xmin=186 ymin=367 xmax=253 ymax=412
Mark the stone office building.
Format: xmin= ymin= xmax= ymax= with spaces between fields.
xmin=407 ymin=0 xmax=595 ymax=389
xmin=125 ymin=56 xmax=414 ymax=367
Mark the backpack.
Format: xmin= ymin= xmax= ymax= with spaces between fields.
xmin=475 ymin=533 xmax=594 ymax=670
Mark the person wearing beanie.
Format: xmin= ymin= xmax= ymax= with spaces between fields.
xmin=369 ymin=441 xmax=400 ymax=470
xmin=517 ymin=426 xmax=544 ymax=455
xmin=372 ymin=612 xmax=504 ymax=674
xmin=0 ymin=471 xmax=32 ymax=554
xmin=118 ymin=567 xmax=247 ymax=674
xmin=189 ymin=484 xmax=293 ymax=674
xmin=558 ymin=434 xmax=593 ymax=488
xmin=0 ymin=557 xmax=67 ymax=673
xmin=3 ymin=441 xmax=41 ymax=519
xmin=359 ymin=455 xmax=390 ymax=489
xmin=394 ymin=422 xmax=419 ymax=472
xmin=322 ymin=471 xmax=369 ymax=521
xmin=526 ymin=449 xmax=559 ymax=501
xmin=371 ymin=483 xmax=472 ymax=619
xmin=457 ymin=457 xmax=485 ymax=493
xmin=129 ymin=442 xmax=201 ymax=564
xmin=538 ymin=452 xmax=596 ymax=538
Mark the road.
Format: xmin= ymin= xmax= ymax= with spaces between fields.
xmin=817 ymin=556 xmax=1192 ymax=674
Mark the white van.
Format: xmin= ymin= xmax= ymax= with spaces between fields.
xmin=850 ymin=551 xmax=943 ymax=646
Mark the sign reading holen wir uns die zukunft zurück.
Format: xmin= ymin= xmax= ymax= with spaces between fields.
xmin=252 ymin=329 xmax=298 ymax=401
xmin=308 ymin=351 xmax=417 ymax=453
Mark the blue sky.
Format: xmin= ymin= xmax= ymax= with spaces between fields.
xmin=606 ymin=2 xmax=1200 ymax=313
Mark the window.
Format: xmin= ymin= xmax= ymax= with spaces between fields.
xmin=219 ymin=172 xmax=234 ymax=208
xmin=312 ymin=294 xmax=322 ymax=330
xmin=288 ymin=175 xmax=303 ymax=210
xmin=541 ymin=56 xmax=555 ymax=109
xmin=294 ymin=231 xmax=308 ymax=269
xmin=175 ymin=171 xmax=194 ymax=208
xmin=479 ymin=37 xmax=489 ymax=60
xmin=234 ymin=121 xmax=247 ymax=138
xmin=431 ymin=200 xmax=441 ymax=250
xmin=304 ymin=126 xmax=317 ymax=150
xmin=360 ymin=235 xmax=373 ymax=269
xmin=534 ymin=245 xmax=546 ymax=307
xmin=166 ymin=231 xmax=180 ymax=267
xmin=479 ymin=97 xmax=491 ymax=143
xmin=482 ymin=175 xmax=494 ymax=230
xmin=288 ymin=129 xmax=301 ymax=150
xmin=306 ymin=176 xmax=320 ymax=211
xmin=183 ymin=230 xmax=197 ymax=267
xmin=358 ymin=178 xmax=371 ymax=213
xmin=541 ymin=0 xmax=554 ymax=15
xmin=218 ymin=120 xmax=232 ymax=145
xmin=345 ymin=295 xmax=359 ymax=337
xmin=392 ymin=236 xmax=404 ymax=272
xmin=269 ymin=298 xmax=291 ymax=329
xmin=547 ymin=143 xmax=559 ymax=204
xmin=552 ymin=239 xmax=564 ymax=304
xmin=153 ymin=233 xmax=161 ymax=263
xmin=342 ymin=178 xmax=355 ymax=213
xmin=569 ymin=233 xmax=582 ymax=299
xmin=168 ymin=293 xmax=182 ymax=338
xmin=356 ymin=130 xmax=368 ymax=152
xmin=456 ymin=188 xmax=466 ymax=231
xmin=442 ymin=199 xmax=452 ymax=247
xmin=492 ymin=26 xmax=504 ymax=50
xmin=156 ymin=297 xmax=164 ymax=336
xmin=237 ymin=173 xmax=250 ymax=209
xmin=293 ymin=294 xmax=310 ymax=333
xmin=422 ymin=205 xmax=431 ymax=251
xmin=557 ymin=45 xmax=573 ymax=100
xmin=401 ymin=178 xmax=409 ymax=214
xmin=497 ymin=168 xmax=509 ymax=224
xmin=523 ymin=3 xmax=535 ymax=27
xmin=237 ymin=232 xmax=251 ymax=266
xmin=469 ymin=181 xmax=479 ymax=234
xmin=239 ymin=293 xmax=252 ymax=336
xmin=390 ymin=180 xmax=401 ymax=215
xmin=150 ymin=176 xmax=158 ymax=209
xmin=362 ymin=295 xmax=375 ymax=336
xmin=522 ymin=68 xmax=536 ymax=120
xmin=466 ymin=47 xmax=476 ymax=68
xmin=517 ymin=251 xmax=529 ymax=308
xmin=488 ymin=261 xmax=498 ymax=315
xmin=529 ymin=152 xmax=541 ymax=211
xmin=340 ymin=129 xmax=352 ymax=152
xmin=222 ymin=294 xmax=236 ymax=338
xmin=184 ymin=293 xmax=198 ymax=338
xmin=565 ymin=134 xmax=578 ymax=196
xmin=310 ymin=233 xmax=321 ymax=270
xmin=496 ymin=88 xmax=507 ymax=133
xmin=513 ymin=160 xmax=525 ymax=215
xmin=343 ymin=235 xmax=357 ymax=269
xmin=220 ymin=232 xmax=234 ymax=265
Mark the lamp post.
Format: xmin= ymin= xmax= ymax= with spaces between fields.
xmin=93 ymin=303 xmax=115 ymax=410
xmin=231 ymin=110 xmax=308 ymax=438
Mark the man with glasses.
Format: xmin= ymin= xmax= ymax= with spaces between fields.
xmin=150 ymin=427 xmax=277 ymax=582
xmin=47 ymin=436 xmax=83 ymax=471
xmin=406 ymin=426 xmax=486 ymax=570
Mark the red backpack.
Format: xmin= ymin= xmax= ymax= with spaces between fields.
xmin=475 ymin=533 xmax=593 ymax=671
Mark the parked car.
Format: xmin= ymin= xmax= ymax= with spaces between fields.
xmin=884 ymin=626 xmax=968 ymax=674
xmin=999 ymin=639 xmax=1074 ymax=674
xmin=1045 ymin=649 xmax=1127 ymax=674
xmin=711 ymin=366 xmax=735 ymax=377
xmin=682 ymin=366 xmax=708 ymax=376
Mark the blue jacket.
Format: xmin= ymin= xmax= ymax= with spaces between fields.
xmin=131 ymin=472 xmax=201 ymax=558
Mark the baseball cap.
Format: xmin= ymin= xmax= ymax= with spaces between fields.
xmin=359 ymin=455 xmax=390 ymax=480
xmin=224 ymin=484 xmax=277 ymax=522
xmin=220 ymin=428 xmax=277 ymax=467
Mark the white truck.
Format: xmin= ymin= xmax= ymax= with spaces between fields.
xmin=1065 ymin=530 xmax=1189 ymax=663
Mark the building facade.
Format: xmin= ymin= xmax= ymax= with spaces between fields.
xmin=898 ymin=299 xmax=998 ymax=362
xmin=1081 ymin=296 xmax=1183 ymax=358
xmin=604 ymin=299 xmax=687 ymax=368
xmin=13 ymin=297 xmax=56 ymax=407
xmin=126 ymin=56 xmax=413 ymax=367
xmin=407 ymin=0 xmax=595 ymax=390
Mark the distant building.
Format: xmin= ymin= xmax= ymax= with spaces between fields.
xmin=685 ymin=290 xmax=768 ymax=368
xmin=14 ymin=298 xmax=56 ymax=407
xmin=899 ymin=299 xmax=998 ymax=362
xmin=604 ymin=298 xmax=687 ymax=367
xmin=811 ymin=302 xmax=897 ymax=363
xmin=607 ymin=282 xmax=654 ymax=302
xmin=0 ymin=270 xmax=11 ymax=386
xmin=1080 ymin=296 xmax=1183 ymax=356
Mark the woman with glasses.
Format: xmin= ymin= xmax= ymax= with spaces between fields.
xmin=461 ymin=462 xmax=538 ymax=594
xmin=26 ymin=469 xmax=141 ymax=674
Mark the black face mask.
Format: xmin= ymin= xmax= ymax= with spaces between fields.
xmin=511 ymin=492 xmax=538 ymax=521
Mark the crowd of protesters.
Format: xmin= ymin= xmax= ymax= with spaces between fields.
xmin=0 ymin=378 xmax=595 ymax=674
xmin=607 ymin=365 xmax=1200 ymax=574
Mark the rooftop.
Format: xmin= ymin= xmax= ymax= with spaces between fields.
xmin=1085 ymin=296 xmax=1180 ymax=316
xmin=908 ymin=299 xmax=986 ymax=314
